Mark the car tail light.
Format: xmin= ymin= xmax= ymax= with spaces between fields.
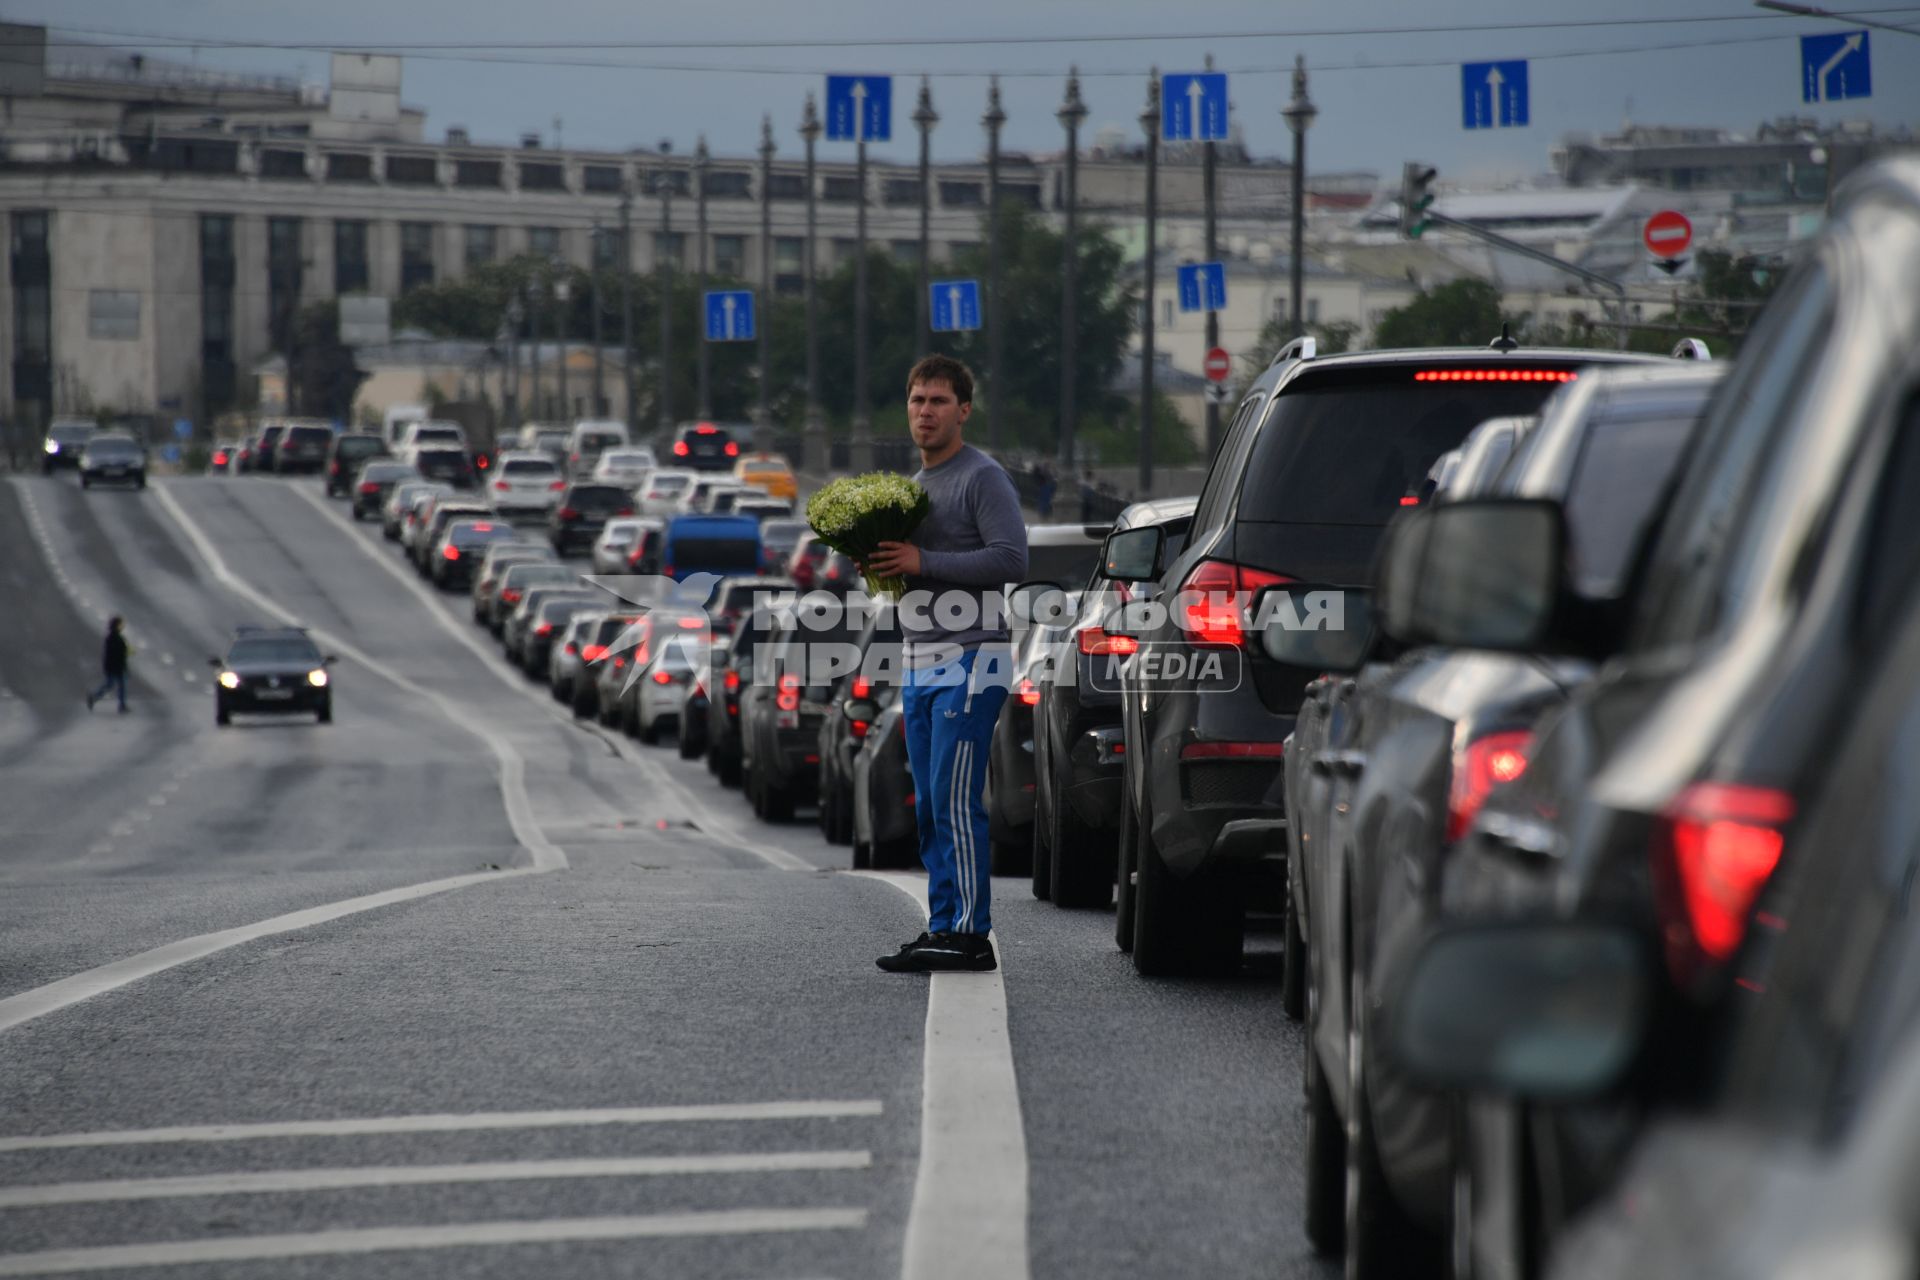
xmin=1445 ymin=730 xmax=1533 ymax=843
xmin=549 ymin=479 xmax=567 ymax=491
xmin=329 ymin=461 xmax=341 ymax=476
xmin=1652 ymin=783 xmax=1794 ymax=980
xmin=676 ymin=616 xmax=705 ymax=629
xmin=724 ymin=670 xmax=741 ymax=691
xmin=724 ymin=442 xmax=740 ymax=457
xmin=663 ymin=563 xmax=674 ymax=577
xmin=535 ymin=622 xmax=554 ymax=637
xmin=1399 ymin=495 xmax=1420 ymax=507
xmin=582 ymin=644 xmax=608 ymax=662
xmin=696 ymin=424 xmax=717 ymax=435
xmin=851 ymin=719 xmax=870 ymax=738
xmin=651 ymin=669 xmax=673 ymax=684
xmin=776 ymin=672 xmax=801 ymax=712
xmin=214 ymin=450 xmax=229 ymax=465
xmin=564 ymin=642 xmax=579 ymax=655
xmin=615 ymin=507 xmax=635 ymax=517
xmin=612 ymin=655 xmax=627 ymax=669
xmin=1078 ymin=627 xmax=1138 ymax=656
xmin=1181 ymin=741 xmax=1287 ymax=761
xmin=673 ymin=441 xmax=690 ymax=457
xmin=476 ymin=455 xmax=491 ymax=470
xmin=442 ymin=545 xmax=461 ymax=561
xmin=501 ymin=590 xmax=522 ymax=604
xmin=558 ymin=507 xmax=580 ymax=520
xmin=1175 ymin=560 xmax=1293 ymax=647
xmin=359 ymin=481 xmax=379 ymax=494
xmin=1018 ymin=678 xmax=1041 ymax=706
xmin=495 ymin=480 xmax=511 ymax=491
xmin=851 ymin=675 xmax=871 ymax=699
xmin=1413 ymin=370 xmax=1578 ymax=383
xmin=792 ymin=561 xmax=815 ymax=588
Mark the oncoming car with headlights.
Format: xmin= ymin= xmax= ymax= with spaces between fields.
xmin=209 ymin=627 xmax=337 ymax=726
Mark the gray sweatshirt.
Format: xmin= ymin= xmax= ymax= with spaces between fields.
xmin=902 ymin=444 xmax=1029 ymax=659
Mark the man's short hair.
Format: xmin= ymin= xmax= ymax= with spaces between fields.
xmin=906 ymin=355 xmax=974 ymax=405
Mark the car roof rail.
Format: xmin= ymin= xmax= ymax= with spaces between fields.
xmin=1487 ymin=323 xmax=1520 ymax=353
xmin=234 ymin=623 xmax=308 ymax=636
xmin=1670 ymin=337 xmax=1713 ymax=360
xmin=1267 ymin=335 xmax=1318 ymax=369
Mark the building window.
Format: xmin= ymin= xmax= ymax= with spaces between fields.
xmin=592 ymin=227 xmax=622 ymax=269
xmin=455 ymin=159 xmax=502 ymax=189
xmin=832 ymin=237 xmax=860 ymax=267
xmin=703 ymin=171 xmax=752 ymax=200
xmin=583 ymin=165 xmax=624 ymax=194
xmin=713 ymin=235 xmax=745 ymax=278
xmin=653 ymin=232 xmax=685 ymax=267
xmin=465 ymin=224 xmax=497 ymax=268
xmin=883 ymin=179 xmax=922 ymax=207
xmin=939 ymin=181 xmax=984 ymax=207
xmin=11 ymin=211 xmax=52 ymax=422
xmin=774 ymin=236 xmax=805 ymax=295
xmin=519 ymin=161 xmax=567 ymax=192
xmin=527 ymin=226 xmax=561 ymax=260
xmin=400 ymin=222 xmax=435 ymax=294
xmin=201 ymin=214 xmax=236 ymax=413
xmin=767 ymin=173 xmax=807 ymax=201
xmin=823 ymin=176 xmax=864 ymax=203
xmin=335 ymin=220 xmax=370 ymax=294
xmin=326 ymin=152 xmax=374 ymax=183
xmin=890 ymin=239 xmax=922 ymax=266
xmin=268 ymin=216 xmax=303 ymax=350
xmin=386 ymin=153 xmax=437 ymax=185
xmin=260 ymin=148 xmax=307 ymax=180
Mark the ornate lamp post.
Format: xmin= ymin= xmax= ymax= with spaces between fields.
xmin=1282 ymin=55 xmax=1317 ymax=336
xmin=694 ymin=136 xmax=712 ymax=420
xmin=982 ymin=77 xmax=1006 ymax=450
xmin=1055 ymin=68 xmax=1088 ymax=469
xmin=912 ymin=77 xmax=938 ymax=356
xmin=1138 ymin=72 xmax=1161 ymax=498
xmin=799 ymin=94 xmax=825 ymax=473
xmin=757 ymin=115 xmax=775 ymax=441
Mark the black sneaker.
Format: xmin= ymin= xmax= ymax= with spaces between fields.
xmin=875 ymin=931 xmax=996 ymax=973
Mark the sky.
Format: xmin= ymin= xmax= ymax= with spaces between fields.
xmin=20 ymin=0 xmax=1920 ymax=184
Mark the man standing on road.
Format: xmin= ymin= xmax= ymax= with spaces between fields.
xmin=85 ymin=616 xmax=130 ymax=714
xmin=867 ymin=356 xmax=1027 ymax=973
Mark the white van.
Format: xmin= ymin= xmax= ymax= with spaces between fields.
xmin=396 ymin=420 xmax=468 ymax=462
xmin=566 ymin=420 xmax=630 ymax=477
xmin=383 ymin=403 xmax=429 ymax=450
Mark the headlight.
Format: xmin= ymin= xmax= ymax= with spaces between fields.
xmin=307 ymin=669 xmax=329 ymax=687
xmin=217 ymin=671 xmax=240 ymax=689
xmin=43 ymin=439 xmax=58 ymax=454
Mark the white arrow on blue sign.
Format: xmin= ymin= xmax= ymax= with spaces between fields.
xmin=1461 ymin=60 xmax=1529 ymax=130
xmin=1161 ymin=72 xmax=1229 ymax=143
xmin=930 ymin=279 xmax=982 ymax=333
xmin=704 ymin=290 xmax=755 ymax=342
xmin=1801 ymin=31 xmax=1871 ymax=103
xmin=826 ymin=75 xmax=892 ymax=142
xmin=1176 ymin=262 xmax=1227 ymax=314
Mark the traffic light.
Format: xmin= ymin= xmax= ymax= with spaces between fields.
xmin=1399 ymin=162 xmax=1438 ymax=239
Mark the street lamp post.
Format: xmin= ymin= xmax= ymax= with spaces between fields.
xmin=1056 ymin=67 xmax=1087 ymax=471
xmin=555 ymin=272 xmax=571 ymax=421
xmin=590 ymin=224 xmax=606 ymax=417
xmin=1282 ymin=55 xmax=1317 ymax=337
xmin=531 ymin=265 xmax=547 ymax=419
xmin=1138 ymin=73 xmax=1160 ymax=499
xmin=694 ymin=136 xmax=712 ymax=420
xmin=799 ymin=94 xmax=825 ymax=473
xmin=850 ymin=96 xmax=873 ymax=472
xmin=655 ymin=139 xmax=675 ymax=436
xmin=913 ymin=77 xmax=938 ymax=357
xmin=983 ymin=77 xmax=1006 ymax=451
xmin=757 ymin=115 xmax=775 ymax=442
xmin=504 ymin=295 xmax=524 ymax=428
xmin=619 ymin=182 xmax=635 ymax=433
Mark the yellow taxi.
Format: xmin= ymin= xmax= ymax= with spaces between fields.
xmin=732 ymin=452 xmax=798 ymax=502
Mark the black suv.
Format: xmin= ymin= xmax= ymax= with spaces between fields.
xmin=1101 ymin=339 xmax=1653 ymax=976
xmin=42 ymin=420 xmax=97 ymax=473
xmin=670 ymin=421 xmax=740 ymax=472
xmin=550 ymin=483 xmax=636 ymax=555
xmin=326 ymin=433 xmax=389 ymax=496
xmin=210 ymin=627 xmax=336 ymax=725
xmin=275 ymin=423 xmax=335 ymax=474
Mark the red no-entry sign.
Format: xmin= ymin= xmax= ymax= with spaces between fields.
xmin=1644 ymin=210 xmax=1693 ymax=259
xmin=1203 ymin=347 xmax=1231 ymax=382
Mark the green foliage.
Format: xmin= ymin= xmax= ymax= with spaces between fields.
xmin=1372 ymin=278 xmax=1507 ymax=349
xmin=1239 ymin=316 xmax=1358 ymax=381
xmin=1074 ymin=393 xmax=1198 ymax=469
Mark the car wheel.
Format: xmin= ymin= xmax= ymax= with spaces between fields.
xmin=761 ymin=773 xmax=795 ymax=823
xmin=851 ymin=831 xmax=872 ymax=870
xmin=1029 ymin=797 xmax=1053 ymax=901
xmin=316 ymin=701 xmax=332 ymax=725
xmin=1131 ymin=814 xmax=1243 ymax=977
xmin=80 ymin=476 xmax=91 ymax=489
xmin=678 ymin=724 xmax=703 ymax=760
xmin=215 ymin=704 xmax=231 ymax=727
xmin=1049 ymin=778 xmax=1110 ymax=909
xmin=1343 ymin=959 xmax=1439 ymax=1279
xmin=135 ymin=475 xmax=146 ymax=490
xmin=1114 ymin=790 xmax=1138 ymax=951
xmin=1303 ymin=980 xmax=1346 ymax=1255
xmin=717 ymin=747 xmax=742 ymax=788
xmin=572 ymin=687 xmax=596 ymax=720
xmin=1282 ymin=875 xmax=1309 ymax=1022
xmin=637 ymin=713 xmax=659 ymax=745
xmin=831 ymin=785 xmax=855 ymax=845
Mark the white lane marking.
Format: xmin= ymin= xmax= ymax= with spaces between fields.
xmin=853 ymin=871 xmax=1030 ymax=1280
xmin=152 ymin=483 xmax=565 ymax=873
xmin=0 ymin=1149 xmax=872 ymax=1207
xmin=0 ymin=871 xmax=531 ymax=1036
xmin=0 ymin=1208 xmax=868 ymax=1275
xmin=159 ymin=653 xmax=175 ymax=666
xmin=288 ymin=483 xmax=812 ymax=873
xmin=0 ymin=1099 xmax=885 ymax=1151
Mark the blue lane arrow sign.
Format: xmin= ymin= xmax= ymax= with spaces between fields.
xmin=704 ymin=290 xmax=755 ymax=342
xmin=930 ymin=279 xmax=982 ymax=333
xmin=1461 ymin=60 xmax=1529 ymax=130
xmin=1801 ymin=31 xmax=1871 ymax=103
xmin=1175 ymin=262 xmax=1227 ymax=314
xmin=825 ymin=75 xmax=892 ymax=142
xmin=1161 ymin=72 xmax=1230 ymax=142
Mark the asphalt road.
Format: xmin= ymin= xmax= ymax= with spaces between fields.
xmin=0 ymin=473 xmax=1331 ymax=1280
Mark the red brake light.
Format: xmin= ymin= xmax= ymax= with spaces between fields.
xmin=442 ymin=545 xmax=461 ymax=561
xmin=724 ymin=442 xmax=740 ymax=457
xmin=1413 ymin=369 xmax=1578 ymax=382
xmin=1078 ymin=627 xmax=1138 ymax=657
xmin=776 ymin=672 xmax=801 ymax=711
xmin=501 ymin=590 xmax=522 ymax=603
xmin=851 ymin=675 xmax=871 ymax=699
xmin=615 ymin=507 xmax=635 ymax=517
xmin=851 ymin=719 xmax=870 ymax=739
xmin=476 ymin=455 xmax=491 ymax=470
xmin=1653 ymin=783 xmax=1794 ymax=978
xmin=1399 ymin=495 xmax=1421 ymax=507
xmin=1445 ymin=729 xmax=1533 ymax=843
xmin=1018 ymin=678 xmax=1041 ymax=706
xmin=214 ymin=451 xmax=229 ymax=464
xmin=724 ymin=670 xmax=741 ymax=691
xmin=612 ymin=655 xmax=627 ymax=668
xmin=564 ymin=642 xmax=579 ymax=655
xmin=535 ymin=622 xmax=554 ymax=637
xmin=673 ymin=441 xmax=690 ymax=456
xmin=359 ymin=481 xmax=379 ymax=494
xmin=793 ymin=562 xmax=815 ymax=587
xmin=696 ymin=424 xmax=717 ymax=435
xmin=495 ymin=480 xmax=511 ymax=491
xmin=1180 ymin=741 xmax=1287 ymax=760
xmin=549 ymin=479 xmax=567 ymax=491
xmin=471 ymin=523 xmax=494 ymax=532
xmin=582 ymin=644 xmax=608 ymax=662
xmin=651 ymin=669 xmax=673 ymax=684
xmin=1174 ymin=560 xmax=1292 ymax=647
xmin=677 ymin=616 xmax=705 ymax=629
xmin=558 ymin=507 xmax=580 ymax=520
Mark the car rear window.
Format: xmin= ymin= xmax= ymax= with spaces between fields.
xmin=287 ymin=427 xmax=333 ymax=446
xmin=503 ymin=564 xmax=576 ymax=587
xmin=670 ymin=537 xmax=762 ymax=573
xmin=363 ymin=462 xmax=414 ymax=482
xmin=450 ymin=521 xmax=520 ymax=546
xmin=1239 ymin=366 xmax=1586 ymax=526
xmin=88 ymin=438 xmax=143 ymax=456
xmin=579 ymin=432 xmax=623 ymax=452
xmin=414 ymin=427 xmax=462 ymax=443
xmin=416 ymin=450 xmax=474 ymax=479
xmin=503 ymin=458 xmax=557 ymax=475
xmin=1027 ymin=542 xmax=1102 ymax=588
xmin=335 ymin=435 xmax=384 ymax=457
xmin=648 ymin=475 xmax=692 ymax=493
xmin=565 ymin=486 xmax=631 ymax=511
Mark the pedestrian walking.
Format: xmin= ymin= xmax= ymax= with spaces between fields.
xmin=86 ymin=616 xmax=131 ymax=714
xmin=1036 ymin=462 xmax=1057 ymax=518
xmin=866 ymin=355 xmax=1028 ymax=973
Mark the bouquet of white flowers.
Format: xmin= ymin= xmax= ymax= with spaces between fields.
xmin=805 ymin=471 xmax=931 ymax=599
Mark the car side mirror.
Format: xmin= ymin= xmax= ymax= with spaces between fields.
xmin=842 ymin=697 xmax=880 ymax=722
xmin=1101 ymin=526 xmax=1162 ymax=583
xmin=1387 ymin=920 xmax=1652 ymax=1100
xmin=1379 ymin=500 xmax=1565 ymax=651
xmin=1251 ymin=585 xmax=1374 ymax=673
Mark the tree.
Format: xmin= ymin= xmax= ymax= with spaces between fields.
xmin=1372 ymin=278 xmax=1507 ymax=349
xmin=288 ymin=300 xmax=367 ymax=422
xmin=1239 ymin=316 xmax=1358 ymax=381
